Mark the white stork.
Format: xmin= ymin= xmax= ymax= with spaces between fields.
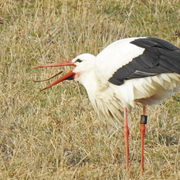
xmin=35 ymin=37 xmax=180 ymax=173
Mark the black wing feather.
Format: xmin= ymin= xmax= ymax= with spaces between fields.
xmin=109 ymin=37 xmax=180 ymax=85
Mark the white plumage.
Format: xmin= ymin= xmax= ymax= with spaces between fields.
xmin=35 ymin=37 xmax=180 ymax=172
xmin=69 ymin=37 xmax=180 ymax=122
xmin=35 ymin=37 xmax=180 ymax=122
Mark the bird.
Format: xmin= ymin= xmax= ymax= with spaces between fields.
xmin=35 ymin=37 xmax=180 ymax=173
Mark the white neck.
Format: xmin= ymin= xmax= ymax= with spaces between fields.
xmin=75 ymin=69 xmax=107 ymax=95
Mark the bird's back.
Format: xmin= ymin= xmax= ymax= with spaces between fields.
xmin=94 ymin=37 xmax=180 ymax=114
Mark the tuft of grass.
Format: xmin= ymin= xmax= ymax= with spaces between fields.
xmin=0 ymin=0 xmax=180 ymax=179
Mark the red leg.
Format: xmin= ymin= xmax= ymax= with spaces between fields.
xmin=142 ymin=105 xmax=146 ymax=115
xmin=140 ymin=106 xmax=147 ymax=174
xmin=124 ymin=107 xmax=129 ymax=171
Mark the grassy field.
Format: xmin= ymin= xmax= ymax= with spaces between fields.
xmin=0 ymin=0 xmax=180 ymax=179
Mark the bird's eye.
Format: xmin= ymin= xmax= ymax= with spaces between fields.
xmin=76 ymin=59 xmax=82 ymax=63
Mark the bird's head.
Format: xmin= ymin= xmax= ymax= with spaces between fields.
xmin=34 ymin=53 xmax=96 ymax=91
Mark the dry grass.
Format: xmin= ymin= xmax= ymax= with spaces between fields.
xmin=0 ymin=0 xmax=180 ymax=179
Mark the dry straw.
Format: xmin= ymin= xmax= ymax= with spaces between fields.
xmin=0 ymin=0 xmax=180 ymax=179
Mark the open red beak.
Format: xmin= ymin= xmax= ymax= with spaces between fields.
xmin=34 ymin=60 xmax=76 ymax=91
